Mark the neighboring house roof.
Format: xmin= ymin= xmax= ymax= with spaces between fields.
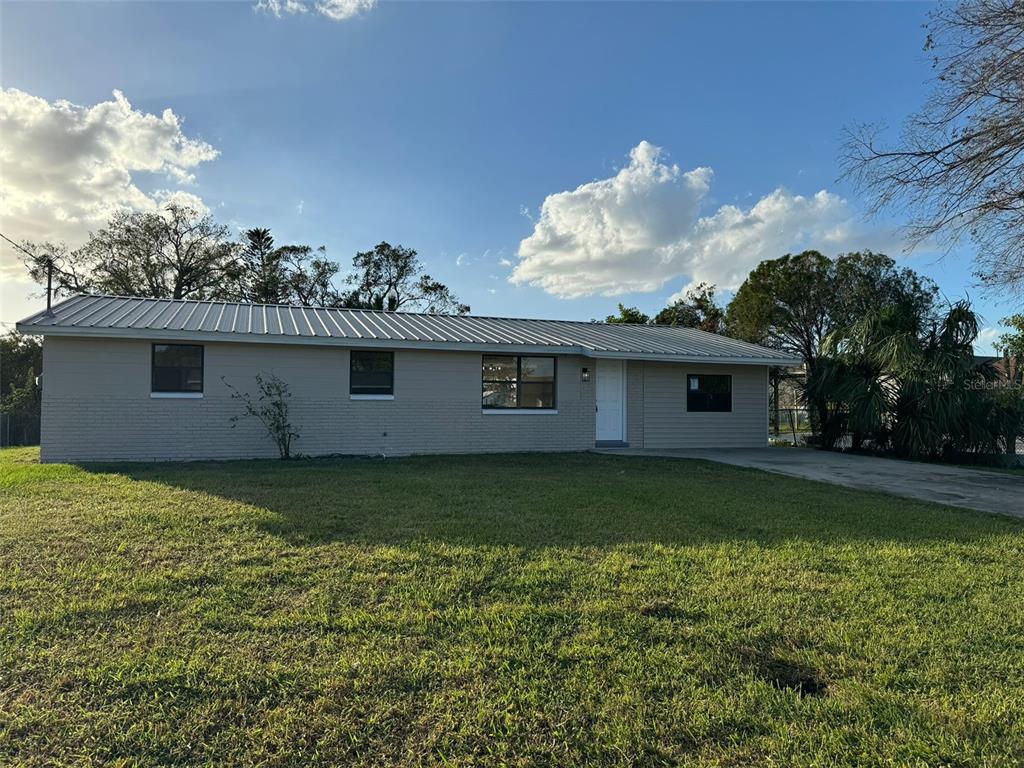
xmin=17 ymin=294 xmax=802 ymax=366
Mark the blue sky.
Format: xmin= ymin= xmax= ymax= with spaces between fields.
xmin=0 ymin=0 xmax=1014 ymax=351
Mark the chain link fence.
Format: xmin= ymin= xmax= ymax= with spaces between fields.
xmin=0 ymin=411 xmax=40 ymax=447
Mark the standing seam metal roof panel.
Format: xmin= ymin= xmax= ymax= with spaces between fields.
xmin=16 ymin=294 xmax=802 ymax=364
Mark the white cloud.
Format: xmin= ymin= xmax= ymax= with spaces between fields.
xmin=317 ymin=0 xmax=376 ymax=21
xmin=512 ymin=140 xmax=900 ymax=299
xmin=153 ymin=189 xmax=211 ymax=217
xmin=256 ymin=0 xmax=308 ymax=16
xmin=255 ymin=0 xmax=375 ymax=21
xmin=0 ymin=88 xmax=217 ymax=250
xmin=975 ymin=327 xmax=1004 ymax=356
xmin=456 ymin=249 xmax=505 ymax=268
xmin=0 ymin=88 xmax=218 ymax=322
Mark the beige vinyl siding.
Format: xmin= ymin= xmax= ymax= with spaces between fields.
xmin=641 ymin=362 xmax=768 ymax=449
xmin=40 ymin=337 xmax=595 ymax=462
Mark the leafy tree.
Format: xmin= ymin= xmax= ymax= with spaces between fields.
xmin=726 ymin=251 xmax=834 ymax=432
xmin=0 ymin=331 xmax=43 ymax=446
xmin=843 ymin=0 xmax=1024 ymax=297
xmin=830 ymin=251 xmax=939 ymax=332
xmin=993 ymin=315 xmax=1024 ymax=455
xmin=0 ymin=331 xmax=42 ymax=401
xmin=281 ymin=245 xmax=344 ymax=307
xmin=990 ymin=378 xmax=1024 ymax=456
xmin=227 ymin=229 xmax=348 ymax=308
xmin=604 ymin=304 xmax=650 ymax=324
xmin=727 ymin=250 xmax=938 ymax=433
xmin=1 ymin=369 xmax=41 ymax=446
xmin=997 ymin=314 xmax=1024 ymax=361
xmin=726 ymin=251 xmax=834 ymax=361
xmin=653 ymin=282 xmax=725 ymax=333
xmin=23 ymin=211 xmax=469 ymax=316
xmin=343 ymin=242 xmax=469 ymax=314
xmin=223 ymin=373 xmax=300 ymax=459
xmin=233 ymin=228 xmax=292 ymax=304
xmin=22 ymin=204 xmax=237 ymax=300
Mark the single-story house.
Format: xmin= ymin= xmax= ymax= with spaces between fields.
xmin=17 ymin=294 xmax=800 ymax=462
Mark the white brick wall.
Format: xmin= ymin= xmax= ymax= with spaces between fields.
xmin=40 ymin=337 xmax=596 ymax=462
xmin=39 ymin=337 xmax=771 ymax=461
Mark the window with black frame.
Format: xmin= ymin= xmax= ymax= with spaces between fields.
xmin=350 ymin=351 xmax=394 ymax=396
xmin=151 ymin=344 xmax=204 ymax=393
xmin=687 ymin=374 xmax=732 ymax=412
xmin=482 ymin=355 xmax=556 ymax=409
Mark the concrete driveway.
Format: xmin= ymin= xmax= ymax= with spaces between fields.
xmin=597 ymin=447 xmax=1024 ymax=518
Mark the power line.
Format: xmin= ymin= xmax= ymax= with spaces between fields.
xmin=0 ymin=231 xmax=39 ymax=261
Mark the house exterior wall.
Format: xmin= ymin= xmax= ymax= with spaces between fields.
xmin=640 ymin=362 xmax=769 ymax=449
xmin=38 ymin=337 xmax=771 ymax=462
xmin=625 ymin=360 xmax=645 ymax=448
xmin=40 ymin=336 xmax=596 ymax=462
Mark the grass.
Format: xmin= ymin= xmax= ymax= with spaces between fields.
xmin=2 ymin=446 xmax=1023 ymax=767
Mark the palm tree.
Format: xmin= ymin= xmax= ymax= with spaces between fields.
xmin=809 ymin=300 xmax=999 ymax=459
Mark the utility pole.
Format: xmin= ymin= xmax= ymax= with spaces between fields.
xmin=45 ymin=257 xmax=54 ymax=315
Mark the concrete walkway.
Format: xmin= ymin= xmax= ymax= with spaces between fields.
xmin=596 ymin=447 xmax=1024 ymax=518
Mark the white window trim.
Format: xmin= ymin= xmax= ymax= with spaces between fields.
xmin=482 ymin=409 xmax=558 ymax=415
xmin=350 ymin=394 xmax=395 ymax=401
xmin=151 ymin=392 xmax=204 ymax=399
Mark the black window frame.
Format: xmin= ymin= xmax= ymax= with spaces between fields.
xmin=151 ymin=343 xmax=204 ymax=394
xmin=686 ymin=373 xmax=732 ymax=413
xmin=481 ymin=355 xmax=557 ymax=410
xmin=350 ymin=350 xmax=395 ymax=396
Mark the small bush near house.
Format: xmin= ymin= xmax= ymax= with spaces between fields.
xmin=223 ymin=373 xmax=300 ymax=459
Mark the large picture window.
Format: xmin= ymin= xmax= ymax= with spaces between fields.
xmin=152 ymin=344 xmax=204 ymax=393
xmin=482 ymin=355 xmax=556 ymax=409
xmin=687 ymin=374 xmax=732 ymax=412
xmin=351 ymin=351 xmax=394 ymax=396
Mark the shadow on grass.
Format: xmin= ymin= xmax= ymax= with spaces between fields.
xmin=78 ymin=452 xmax=1024 ymax=548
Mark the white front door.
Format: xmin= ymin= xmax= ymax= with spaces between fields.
xmin=595 ymin=359 xmax=625 ymax=442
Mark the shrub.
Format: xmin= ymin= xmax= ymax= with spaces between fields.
xmin=223 ymin=373 xmax=300 ymax=459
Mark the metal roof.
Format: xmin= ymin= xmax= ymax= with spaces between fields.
xmin=16 ymin=294 xmax=801 ymax=365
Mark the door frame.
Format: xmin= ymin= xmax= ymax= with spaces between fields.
xmin=595 ymin=359 xmax=626 ymax=443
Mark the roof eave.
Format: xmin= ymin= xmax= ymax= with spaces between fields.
xmin=18 ymin=324 xmax=801 ymax=367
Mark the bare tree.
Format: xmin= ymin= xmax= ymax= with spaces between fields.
xmin=843 ymin=0 xmax=1024 ymax=297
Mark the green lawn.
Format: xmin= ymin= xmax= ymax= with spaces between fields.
xmin=2 ymin=446 xmax=1023 ymax=767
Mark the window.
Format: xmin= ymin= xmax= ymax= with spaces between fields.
xmin=482 ymin=355 xmax=556 ymax=409
xmin=687 ymin=374 xmax=732 ymax=412
xmin=350 ymin=351 xmax=394 ymax=396
xmin=152 ymin=344 xmax=203 ymax=393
